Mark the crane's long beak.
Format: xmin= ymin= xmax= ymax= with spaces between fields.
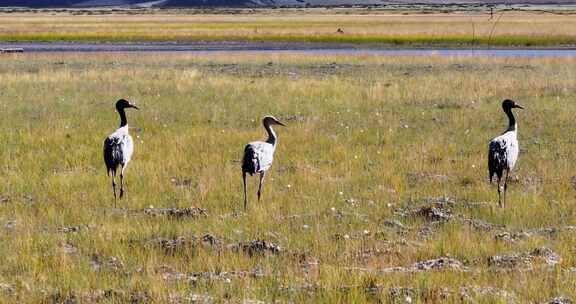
xmin=130 ymin=104 xmax=140 ymax=110
xmin=276 ymin=121 xmax=286 ymax=126
xmin=514 ymin=104 xmax=524 ymax=109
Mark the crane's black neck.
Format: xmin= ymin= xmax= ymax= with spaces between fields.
xmin=504 ymin=107 xmax=516 ymax=132
xmin=264 ymin=122 xmax=277 ymax=145
xmin=118 ymin=107 xmax=128 ymax=127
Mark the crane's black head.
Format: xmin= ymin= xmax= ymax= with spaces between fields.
xmin=263 ymin=115 xmax=285 ymax=127
xmin=116 ymin=99 xmax=139 ymax=111
xmin=502 ymin=99 xmax=524 ymax=110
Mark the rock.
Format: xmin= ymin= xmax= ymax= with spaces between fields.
xmin=388 ymin=286 xmax=416 ymax=297
xmin=399 ymin=197 xmax=454 ymax=222
xmin=411 ymin=257 xmax=464 ymax=271
xmin=79 ymin=289 xmax=124 ymax=302
xmin=461 ymin=218 xmax=501 ymax=231
xmin=170 ymin=177 xmax=193 ymax=188
xmin=488 ymin=247 xmax=560 ymax=269
xmin=0 ymin=196 xmax=10 ymax=204
xmin=90 ymin=255 xmax=125 ymax=273
xmin=50 ymin=292 xmax=78 ymax=304
xmin=495 ymin=227 xmax=561 ymax=242
xmin=383 ymin=219 xmax=408 ymax=230
xmin=60 ymin=242 xmax=78 ymax=255
xmin=571 ymin=176 xmax=576 ymax=192
xmin=423 ymin=196 xmax=456 ymax=207
xmin=184 ymin=293 xmax=214 ymax=303
xmin=381 ymin=257 xmax=466 ymax=273
xmin=4 ymin=220 xmax=16 ymax=230
xmin=106 ymin=257 xmax=126 ymax=273
xmin=488 ymin=253 xmax=532 ymax=268
xmin=144 ymin=207 xmax=207 ymax=218
xmin=232 ymin=240 xmax=281 ymax=256
xmin=130 ymin=291 xmax=150 ymax=303
xmin=494 ymin=231 xmax=529 ymax=242
xmin=152 ymin=237 xmax=195 ymax=254
xmin=345 ymin=198 xmax=359 ymax=207
xmin=161 ymin=267 xmax=264 ymax=285
xmin=201 ymin=234 xmax=220 ymax=246
xmin=58 ymin=226 xmax=82 ymax=233
xmin=415 ymin=206 xmax=452 ymax=222
xmin=0 ymin=283 xmax=14 ymax=293
xmin=459 ymin=286 xmax=516 ymax=303
xmin=388 ymin=286 xmax=450 ymax=302
xmin=531 ymin=247 xmax=561 ymax=266
xmin=545 ymin=297 xmax=573 ymax=304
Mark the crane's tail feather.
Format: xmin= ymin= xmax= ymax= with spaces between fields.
xmin=242 ymin=145 xmax=259 ymax=175
xmin=488 ymin=140 xmax=507 ymax=185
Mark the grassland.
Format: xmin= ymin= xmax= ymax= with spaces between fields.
xmin=2 ymin=10 xmax=576 ymax=46
xmin=0 ymin=51 xmax=575 ymax=303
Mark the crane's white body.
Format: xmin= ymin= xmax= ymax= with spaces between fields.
xmin=104 ymin=125 xmax=134 ymax=172
xmin=488 ymin=126 xmax=519 ymax=174
xmin=244 ymin=140 xmax=276 ymax=174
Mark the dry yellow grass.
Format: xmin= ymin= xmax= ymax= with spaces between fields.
xmin=0 ymin=52 xmax=575 ymax=302
xmin=1 ymin=11 xmax=576 ymax=45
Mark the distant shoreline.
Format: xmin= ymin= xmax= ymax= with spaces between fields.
xmin=3 ymin=8 xmax=575 ymax=48
xmin=1 ymin=3 xmax=576 ymax=12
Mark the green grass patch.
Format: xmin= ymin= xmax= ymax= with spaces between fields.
xmin=2 ymin=32 xmax=576 ymax=47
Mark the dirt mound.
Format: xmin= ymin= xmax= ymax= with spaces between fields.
xmin=382 ymin=256 xmax=466 ymax=273
xmin=230 ymin=240 xmax=282 ymax=256
xmin=144 ymin=207 xmax=207 ymax=218
xmin=488 ymin=247 xmax=560 ymax=269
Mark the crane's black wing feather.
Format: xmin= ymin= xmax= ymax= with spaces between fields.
xmin=242 ymin=144 xmax=260 ymax=175
xmin=103 ymin=135 xmax=124 ymax=175
xmin=488 ymin=138 xmax=507 ymax=183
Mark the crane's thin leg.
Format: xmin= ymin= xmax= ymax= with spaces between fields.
xmin=257 ymin=171 xmax=266 ymax=202
xmin=243 ymin=172 xmax=248 ymax=211
xmin=496 ymin=175 xmax=502 ymax=208
xmin=111 ymin=171 xmax=117 ymax=208
xmin=119 ymin=165 xmax=125 ymax=200
xmin=503 ymin=169 xmax=510 ymax=208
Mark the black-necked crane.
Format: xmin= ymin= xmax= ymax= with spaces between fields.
xmin=103 ymin=99 xmax=139 ymax=205
xmin=488 ymin=99 xmax=524 ymax=208
xmin=242 ymin=116 xmax=285 ymax=210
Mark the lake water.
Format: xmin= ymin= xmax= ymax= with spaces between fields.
xmin=2 ymin=42 xmax=576 ymax=57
